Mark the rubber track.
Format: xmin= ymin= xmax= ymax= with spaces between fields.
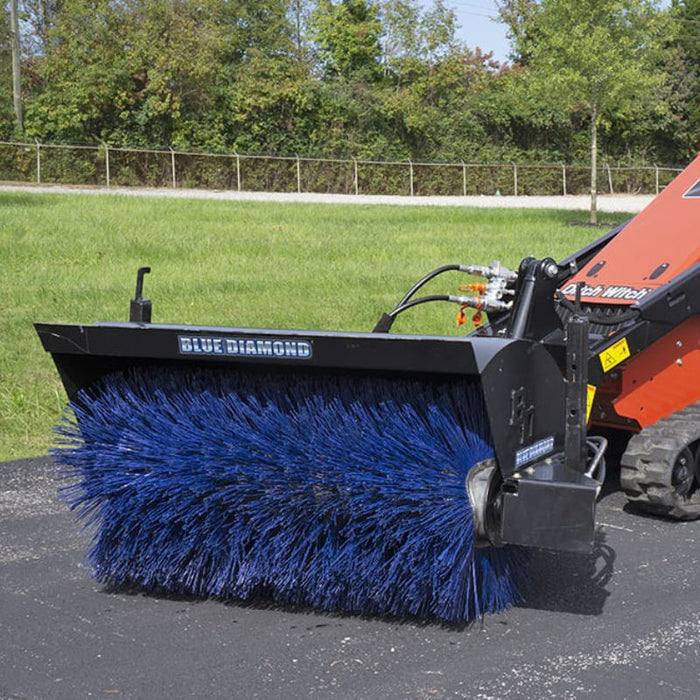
xmin=620 ymin=402 xmax=700 ymax=520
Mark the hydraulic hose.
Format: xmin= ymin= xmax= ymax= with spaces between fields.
xmin=372 ymin=261 xmax=516 ymax=334
xmin=372 ymin=295 xmax=457 ymax=333
xmin=390 ymin=294 xmax=454 ymax=317
xmin=394 ymin=265 xmax=465 ymax=310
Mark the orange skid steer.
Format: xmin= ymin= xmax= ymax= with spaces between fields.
xmin=561 ymin=157 xmax=700 ymax=518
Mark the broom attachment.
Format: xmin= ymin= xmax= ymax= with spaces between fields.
xmin=53 ymin=367 xmax=528 ymax=623
xmin=40 ymin=257 xmax=605 ymax=622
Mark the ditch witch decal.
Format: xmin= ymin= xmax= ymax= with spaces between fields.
xmin=560 ymin=283 xmax=652 ymax=301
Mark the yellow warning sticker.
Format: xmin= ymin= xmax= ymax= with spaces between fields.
xmin=599 ymin=337 xmax=631 ymax=373
xmin=586 ymin=385 xmax=597 ymax=423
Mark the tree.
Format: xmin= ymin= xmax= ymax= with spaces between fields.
xmin=671 ymin=0 xmax=700 ymax=156
xmin=222 ymin=55 xmax=318 ymax=154
xmin=384 ymin=46 xmax=504 ymax=160
xmin=23 ymin=0 xmax=293 ymax=146
xmin=420 ymin=0 xmax=457 ymax=63
xmin=21 ymin=0 xmax=63 ymax=56
xmin=516 ymin=0 xmax=667 ymax=223
xmin=9 ymin=0 xmax=22 ymax=131
xmin=288 ymin=0 xmax=315 ymax=65
xmin=311 ymin=0 xmax=383 ymax=81
xmin=379 ymin=0 xmax=457 ymax=80
xmin=379 ymin=0 xmax=422 ymax=77
xmin=0 ymin=3 xmax=14 ymax=137
xmin=496 ymin=0 xmax=539 ymax=65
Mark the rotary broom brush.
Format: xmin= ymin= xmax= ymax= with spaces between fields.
xmin=53 ymin=366 xmax=528 ymax=623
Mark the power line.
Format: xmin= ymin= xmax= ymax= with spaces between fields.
xmin=441 ymin=0 xmax=500 ymax=20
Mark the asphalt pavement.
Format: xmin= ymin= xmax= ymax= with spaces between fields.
xmin=2 ymin=455 xmax=699 ymax=700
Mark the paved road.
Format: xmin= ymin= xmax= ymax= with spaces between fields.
xmin=0 ymin=183 xmax=654 ymax=213
xmin=2 ymin=456 xmax=699 ymax=700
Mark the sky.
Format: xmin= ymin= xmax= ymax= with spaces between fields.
xmin=436 ymin=0 xmax=512 ymax=63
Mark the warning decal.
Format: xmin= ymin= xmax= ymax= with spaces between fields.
xmin=599 ymin=337 xmax=631 ymax=373
xmin=586 ymin=385 xmax=597 ymax=423
xmin=683 ymin=179 xmax=700 ymax=198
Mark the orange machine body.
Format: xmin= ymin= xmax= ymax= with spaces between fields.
xmin=590 ymin=316 xmax=700 ymax=431
xmin=562 ymin=155 xmax=700 ymax=306
xmin=565 ymin=156 xmax=700 ymax=432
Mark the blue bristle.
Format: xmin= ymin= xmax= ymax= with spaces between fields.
xmin=52 ymin=367 xmax=527 ymax=622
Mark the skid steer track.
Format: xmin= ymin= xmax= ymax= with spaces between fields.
xmin=620 ymin=402 xmax=700 ymax=520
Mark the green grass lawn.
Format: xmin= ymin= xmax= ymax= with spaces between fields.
xmin=0 ymin=191 xmax=633 ymax=460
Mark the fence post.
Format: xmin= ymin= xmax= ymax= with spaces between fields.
xmin=607 ymin=164 xmax=613 ymax=194
xmin=296 ymin=153 xmax=301 ymax=193
xmin=101 ymin=140 xmax=110 ymax=187
xmin=35 ymin=138 xmax=41 ymax=183
xmin=235 ymin=152 xmax=241 ymax=192
xmin=408 ymin=160 xmax=414 ymax=196
xmin=562 ymin=164 xmax=567 ymax=196
xmin=462 ymin=161 xmax=467 ymax=196
xmin=513 ymin=162 xmax=518 ymax=196
xmin=353 ymin=157 xmax=359 ymax=195
xmin=169 ymin=147 xmax=177 ymax=188
xmin=654 ymin=165 xmax=659 ymax=195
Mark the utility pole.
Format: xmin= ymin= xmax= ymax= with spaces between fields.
xmin=10 ymin=0 xmax=23 ymax=132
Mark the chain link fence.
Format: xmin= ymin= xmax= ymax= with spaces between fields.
xmin=0 ymin=140 xmax=683 ymax=197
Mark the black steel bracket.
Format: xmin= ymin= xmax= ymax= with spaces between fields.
xmin=129 ymin=267 xmax=152 ymax=323
xmin=564 ymin=293 xmax=590 ymax=472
